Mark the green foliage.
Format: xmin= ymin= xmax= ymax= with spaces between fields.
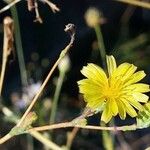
xmin=136 ymin=102 xmax=150 ymax=129
xmin=9 ymin=112 xmax=38 ymax=136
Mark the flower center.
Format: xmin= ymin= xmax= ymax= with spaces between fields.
xmin=102 ymin=79 xmax=123 ymax=100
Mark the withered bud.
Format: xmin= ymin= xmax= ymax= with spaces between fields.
xmin=64 ymin=23 xmax=76 ymax=36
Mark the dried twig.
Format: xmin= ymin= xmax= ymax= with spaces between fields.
xmin=66 ymin=127 xmax=79 ymax=149
xmin=0 ymin=17 xmax=14 ymax=95
xmin=115 ymin=0 xmax=150 ymax=9
xmin=28 ymin=123 xmax=137 ymax=132
xmin=27 ymin=0 xmax=35 ymax=11
xmin=34 ymin=0 xmax=43 ymax=23
xmin=0 ymin=0 xmax=21 ymax=14
xmin=0 ymin=0 xmax=60 ymax=15
xmin=40 ymin=0 xmax=60 ymax=13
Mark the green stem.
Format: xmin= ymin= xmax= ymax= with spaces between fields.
xmin=49 ymin=70 xmax=66 ymax=124
xmin=29 ymin=131 xmax=62 ymax=150
xmin=101 ymin=122 xmax=114 ymax=150
xmin=94 ymin=25 xmax=106 ymax=68
xmin=10 ymin=6 xmax=28 ymax=87
xmin=95 ymin=25 xmax=111 ymax=149
xmin=27 ymin=134 xmax=34 ymax=150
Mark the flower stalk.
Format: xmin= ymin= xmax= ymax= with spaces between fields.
xmin=17 ymin=24 xmax=75 ymax=127
xmin=0 ymin=17 xmax=14 ymax=95
xmin=115 ymin=0 xmax=150 ymax=9
xmin=94 ymin=25 xmax=106 ymax=68
xmin=49 ymin=70 xmax=66 ymax=124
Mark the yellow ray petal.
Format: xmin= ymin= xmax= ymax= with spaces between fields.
xmin=112 ymin=63 xmax=137 ymax=79
xmin=78 ymin=79 xmax=103 ymax=88
xmin=101 ymin=101 xmax=112 ymax=123
xmin=110 ymin=98 xmax=118 ymax=116
xmin=117 ymin=100 xmax=126 ymax=120
xmin=126 ymin=96 xmax=144 ymax=111
xmin=121 ymin=64 xmax=137 ymax=81
xmin=106 ymin=55 xmax=117 ymax=77
xmin=124 ymin=83 xmax=150 ymax=93
xmin=132 ymin=92 xmax=149 ymax=103
xmin=84 ymin=93 xmax=104 ymax=101
xmin=121 ymin=99 xmax=137 ymax=117
xmin=123 ymin=71 xmax=146 ymax=86
xmin=81 ymin=63 xmax=108 ymax=85
xmin=78 ymin=81 xmax=102 ymax=95
xmin=109 ymin=76 xmax=123 ymax=89
xmin=87 ymin=99 xmax=105 ymax=111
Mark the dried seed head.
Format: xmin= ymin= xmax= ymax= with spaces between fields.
xmin=84 ymin=7 xmax=104 ymax=28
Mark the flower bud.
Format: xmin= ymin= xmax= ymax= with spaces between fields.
xmin=58 ymin=55 xmax=70 ymax=73
xmin=84 ymin=7 xmax=103 ymax=28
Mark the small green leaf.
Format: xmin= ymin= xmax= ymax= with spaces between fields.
xmin=9 ymin=112 xmax=38 ymax=136
xmin=136 ymin=102 xmax=150 ymax=129
xmin=71 ymin=118 xmax=87 ymax=126
xmin=9 ymin=126 xmax=26 ymax=136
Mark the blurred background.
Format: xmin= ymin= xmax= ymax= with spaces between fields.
xmin=0 ymin=0 xmax=150 ymax=150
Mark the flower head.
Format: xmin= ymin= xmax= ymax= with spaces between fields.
xmin=84 ymin=7 xmax=102 ymax=28
xmin=58 ymin=55 xmax=70 ymax=73
xmin=78 ymin=55 xmax=150 ymax=123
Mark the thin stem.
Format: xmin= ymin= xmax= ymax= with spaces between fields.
xmin=29 ymin=130 xmax=62 ymax=150
xmin=29 ymin=122 xmax=73 ymax=131
xmin=34 ymin=0 xmax=43 ymax=23
xmin=94 ymin=25 xmax=106 ymax=68
xmin=49 ymin=70 xmax=66 ymax=124
xmin=0 ymin=57 xmax=7 ymax=95
xmin=0 ymin=0 xmax=21 ymax=14
xmin=41 ymin=0 xmax=60 ymax=13
xmin=115 ymin=0 xmax=150 ymax=9
xmin=66 ymin=127 xmax=79 ymax=150
xmin=0 ymin=17 xmax=14 ymax=95
xmin=28 ymin=123 xmax=137 ymax=132
xmin=0 ymin=134 xmax=12 ymax=145
xmin=17 ymin=57 xmax=61 ymax=127
xmin=102 ymin=122 xmax=114 ymax=150
xmin=17 ymin=28 xmax=75 ymax=127
xmin=10 ymin=6 xmax=28 ymax=87
xmin=27 ymin=135 xmax=34 ymax=150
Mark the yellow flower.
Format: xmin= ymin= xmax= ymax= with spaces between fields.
xmin=78 ymin=55 xmax=150 ymax=123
